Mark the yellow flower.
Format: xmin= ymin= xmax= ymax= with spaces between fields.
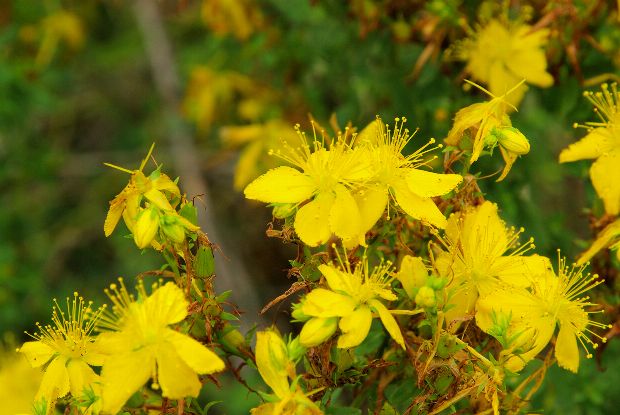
xmin=577 ymin=218 xmax=620 ymax=265
xmin=244 ymin=128 xmax=371 ymax=247
xmin=445 ymin=81 xmax=529 ymax=181
xmin=354 ymin=117 xmax=462 ymax=232
xmin=298 ymin=257 xmax=405 ymax=349
xmin=18 ymin=293 xmax=105 ymax=408
xmin=104 ymin=144 xmax=180 ymax=238
xmin=435 ymin=201 xmax=552 ymax=325
xmin=33 ymin=10 xmax=84 ymax=67
xmin=201 ymin=0 xmax=264 ymax=41
xmin=182 ymin=66 xmax=259 ymax=131
xmin=252 ymin=329 xmax=322 ymax=415
xmin=559 ymin=83 xmax=620 ymax=215
xmin=97 ymin=280 xmax=225 ymax=414
xmin=476 ymin=256 xmax=610 ymax=373
xmin=454 ymin=18 xmax=553 ymax=107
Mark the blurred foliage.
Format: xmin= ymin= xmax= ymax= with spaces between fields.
xmin=1 ymin=0 xmax=620 ymax=413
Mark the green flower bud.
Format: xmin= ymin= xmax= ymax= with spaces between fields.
xmin=133 ymin=207 xmax=159 ymax=249
xmin=272 ymin=203 xmax=296 ymax=219
xmin=161 ymin=214 xmax=186 ymax=243
xmin=299 ymin=317 xmax=338 ymax=348
xmin=415 ymin=286 xmax=436 ymax=308
xmin=286 ymin=336 xmax=306 ymax=362
xmin=496 ymin=127 xmax=530 ymax=155
xmin=291 ymin=301 xmax=311 ymax=322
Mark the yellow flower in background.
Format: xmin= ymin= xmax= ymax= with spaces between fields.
xmin=183 ymin=66 xmax=265 ymax=132
xmin=298 ymin=257 xmax=405 ymax=349
xmin=19 ymin=9 xmax=85 ymax=68
xmin=97 ymin=280 xmax=225 ymax=414
xmin=18 ymin=293 xmax=105 ymax=409
xmin=435 ymin=201 xmax=551 ymax=325
xmin=454 ymin=18 xmax=553 ymax=107
xmin=244 ymin=129 xmax=371 ymax=247
xmin=577 ymin=219 xmax=620 ymax=265
xmin=201 ymin=0 xmax=264 ymax=41
xmin=354 ymin=117 xmax=462 ymax=231
xmin=221 ymin=120 xmax=304 ymax=190
xmin=476 ymin=256 xmax=610 ymax=373
xmin=559 ymin=83 xmax=620 ymax=215
xmin=445 ymin=81 xmax=530 ymax=181
xmin=252 ymin=329 xmax=323 ymax=415
xmin=0 ymin=347 xmax=43 ymax=414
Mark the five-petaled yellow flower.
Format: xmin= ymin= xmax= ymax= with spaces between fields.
xmin=244 ymin=128 xmax=370 ymax=247
xmin=454 ymin=18 xmax=553 ymax=107
xmin=297 ymin=257 xmax=406 ymax=350
xmin=476 ymin=255 xmax=610 ymax=372
xmin=97 ymin=280 xmax=225 ymax=414
xmin=435 ymin=201 xmax=551 ymax=325
xmin=251 ymin=329 xmax=322 ymax=415
xmin=18 ymin=293 xmax=105 ymax=410
xmin=355 ymin=117 xmax=462 ymax=231
xmin=559 ymin=83 xmax=620 ymax=215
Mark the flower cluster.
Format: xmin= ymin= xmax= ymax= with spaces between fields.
xmin=104 ymin=144 xmax=198 ymax=249
xmin=244 ymin=118 xmax=462 ymax=247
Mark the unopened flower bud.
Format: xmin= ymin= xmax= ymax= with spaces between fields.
xmin=273 ymin=203 xmax=296 ymax=219
xmin=396 ymin=256 xmax=428 ymax=300
xmin=133 ymin=207 xmax=159 ymax=249
xmin=161 ymin=214 xmax=186 ymax=243
xmin=496 ymin=127 xmax=530 ymax=155
xmin=415 ymin=286 xmax=436 ymax=308
xmin=299 ymin=317 xmax=338 ymax=348
xmin=291 ymin=301 xmax=311 ymax=322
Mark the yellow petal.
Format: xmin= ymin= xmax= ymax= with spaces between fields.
xmin=104 ymin=195 xmax=126 ymax=237
xmin=294 ymin=193 xmax=335 ymax=247
xmin=396 ymin=256 xmax=428 ymax=299
xmin=318 ymin=264 xmax=349 ymax=293
xmin=302 ymin=289 xmax=356 ymax=317
xmin=353 ymin=184 xmax=388 ymax=235
xmin=18 ymin=341 xmax=55 ymax=368
xmin=244 ymin=166 xmax=315 ymax=203
xmin=299 ymin=317 xmax=338 ymax=347
xmin=255 ymin=330 xmax=289 ymax=398
xmin=66 ymin=359 xmax=97 ymax=398
xmin=462 ymin=201 xmax=507 ymax=261
xmin=143 ymin=188 xmax=174 ymax=211
xmin=590 ymin=149 xmax=620 ymax=215
xmin=405 ymin=169 xmax=462 ymax=197
xmin=577 ymin=219 xmax=620 ymax=265
xmin=555 ymin=321 xmax=580 ymax=373
xmin=156 ymin=343 xmax=201 ymax=399
xmin=165 ymin=329 xmax=225 ymax=374
xmin=337 ymin=306 xmax=372 ymax=349
xmin=559 ymin=128 xmax=615 ymax=163
xmin=329 ymin=184 xmax=362 ymax=243
xmin=445 ymin=102 xmax=487 ymax=146
xmin=36 ymin=356 xmax=70 ymax=402
xmin=234 ymin=140 xmax=263 ymax=191
xmin=368 ymin=299 xmax=405 ymax=349
xmin=152 ymin=173 xmax=181 ymax=196
xmin=491 ymin=254 xmax=552 ymax=288
xmin=144 ymin=282 xmax=189 ymax=325
xmin=392 ymin=182 xmax=447 ymax=228
xmin=102 ymin=349 xmax=154 ymax=414
xmin=508 ymin=47 xmax=553 ymax=88
xmin=497 ymin=146 xmax=519 ymax=182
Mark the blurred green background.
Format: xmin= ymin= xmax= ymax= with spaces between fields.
xmin=1 ymin=0 xmax=620 ymax=413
